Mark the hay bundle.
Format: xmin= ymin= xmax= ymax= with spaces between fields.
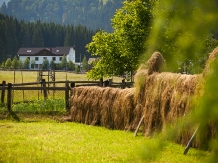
xmin=134 ymin=52 xmax=201 ymax=135
xmin=69 ymin=47 xmax=218 ymax=148
xmin=70 ymin=86 xmax=136 ymax=130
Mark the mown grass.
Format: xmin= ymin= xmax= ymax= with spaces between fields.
xmin=0 ymin=115 xmax=211 ymax=163
xmin=0 ymin=71 xmax=212 ymax=162
xmin=0 ymin=70 xmax=123 ymax=83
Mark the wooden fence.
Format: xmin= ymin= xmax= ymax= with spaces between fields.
xmin=0 ymin=79 xmax=134 ymax=112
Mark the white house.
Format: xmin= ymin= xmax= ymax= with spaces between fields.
xmin=17 ymin=47 xmax=76 ymax=69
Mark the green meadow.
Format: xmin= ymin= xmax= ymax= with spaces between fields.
xmin=0 ymin=70 xmax=211 ymax=162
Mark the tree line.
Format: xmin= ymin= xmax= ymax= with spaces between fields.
xmin=0 ymin=13 xmax=97 ymax=63
xmin=0 ymin=0 xmax=123 ymax=32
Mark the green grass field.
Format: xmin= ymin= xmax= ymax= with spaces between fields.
xmin=0 ymin=70 xmax=123 ymax=83
xmin=0 ymin=115 xmax=211 ymax=163
xmin=0 ymin=70 xmax=212 ymax=162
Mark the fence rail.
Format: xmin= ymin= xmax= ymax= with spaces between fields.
xmin=0 ymin=79 xmax=133 ymax=112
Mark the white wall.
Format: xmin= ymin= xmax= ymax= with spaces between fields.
xmin=67 ymin=48 xmax=76 ymax=63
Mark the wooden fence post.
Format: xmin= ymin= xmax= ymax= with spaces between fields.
xmin=109 ymin=79 xmax=112 ymax=87
xmin=41 ymin=79 xmax=48 ymax=99
xmin=99 ymin=78 xmax=103 ymax=87
xmin=7 ymin=83 xmax=12 ymax=111
xmin=121 ymin=79 xmax=125 ymax=89
xmin=65 ymin=81 xmax=70 ymax=111
xmin=1 ymin=81 xmax=6 ymax=104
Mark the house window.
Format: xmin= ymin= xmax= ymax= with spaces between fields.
xmin=35 ymin=57 xmax=39 ymax=61
xmin=59 ymin=57 xmax=62 ymax=61
xmin=27 ymin=57 xmax=30 ymax=60
xmin=52 ymin=57 xmax=56 ymax=61
xmin=56 ymin=50 xmax=59 ymax=52
xmin=43 ymin=57 xmax=47 ymax=60
xmin=27 ymin=50 xmax=31 ymax=52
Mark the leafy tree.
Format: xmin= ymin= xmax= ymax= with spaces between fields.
xmin=5 ymin=58 xmax=11 ymax=69
xmin=23 ymin=57 xmax=30 ymax=69
xmin=50 ymin=59 xmax=55 ymax=70
xmin=144 ymin=0 xmax=218 ymax=72
xmin=19 ymin=60 xmax=23 ymax=69
xmin=30 ymin=59 xmax=35 ymax=69
xmin=68 ymin=60 xmax=75 ymax=71
xmin=86 ymin=0 xmax=153 ymax=80
xmin=42 ymin=58 xmax=49 ymax=70
xmin=75 ymin=65 xmax=80 ymax=73
xmin=61 ymin=55 xmax=67 ymax=70
xmin=81 ymin=55 xmax=88 ymax=72
xmin=11 ymin=56 xmax=19 ymax=69
xmin=1 ymin=61 xmax=5 ymax=68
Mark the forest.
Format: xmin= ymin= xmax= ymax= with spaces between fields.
xmin=0 ymin=13 xmax=97 ymax=63
xmin=0 ymin=0 xmax=123 ymax=32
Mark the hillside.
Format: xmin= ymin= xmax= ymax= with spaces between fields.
xmin=0 ymin=0 xmax=123 ymax=32
xmin=0 ymin=0 xmax=9 ymax=6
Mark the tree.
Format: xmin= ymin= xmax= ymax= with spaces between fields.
xmin=75 ymin=65 xmax=80 ymax=73
xmin=61 ymin=55 xmax=67 ymax=70
xmin=42 ymin=58 xmax=49 ymax=70
xmin=86 ymin=0 xmax=153 ymax=80
xmin=81 ymin=55 xmax=88 ymax=72
xmin=23 ymin=57 xmax=30 ymax=69
xmin=5 ymin=58 xmax=11 ymax=69
xmin=144 ymin=0 xmax=218 ymax=72
xmin=11 ymin=56 xmax=19 ymax=69
xmin=50 ymin=59 xmax=55 ymax=70
xmin=30 ymin=59 xmax=35 ymax=69
xmin=68 ymin=60 xmax=75 ymax=71
xmin=19 ymin=60 xmax=23 ymax=69
xmin=1 ymin=61 xmax=5 ymax=68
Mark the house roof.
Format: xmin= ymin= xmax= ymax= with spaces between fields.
xmin=17 ymin=47 xmax=74 ymax=56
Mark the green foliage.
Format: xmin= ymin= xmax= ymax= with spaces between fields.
xmin=75 ymin=65 xmax=80 ymax=73
xmin=61 ymin=55 xmax=67 ymax=70
xmin=30 ymin=59 xmax=35 ymax=69
xmin=12 ymin=99 xmax=65 ymax=114
xmin=42 ymin=58 xmax=49 ymax=70
xmin=5 ymin=58 xmax=11 ymax=69
xmin=87 ymin=0 xmax=153 ymax=80
xmin=1 ymin=61 xmax=5 ymax=68
xmin=67 ymin=60 xmax=75 ymax=71
xmin=0 ymin=0 xmax=123 ymax=32
xmin=23 ymin=57 xmax=30 ymax=69
xmin=19 ymin=60 xmax=23 ymax=69
xmin=11 ymin=56 xmax=19 ymax=69
xmin=144 ymin=0 xmax=218 ymax=72
xmin=50 ymin=59 xmax=55 ymax=70
xmin=81 ymin=55 xmax=88 ymax=72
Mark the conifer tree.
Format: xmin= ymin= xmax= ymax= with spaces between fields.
xmin=11 ymin=56 xmax=19 ymax=69
xmin=5 ymin=58 xmax=11 ymax=69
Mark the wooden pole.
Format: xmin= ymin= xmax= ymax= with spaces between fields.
xmin=7 ymin=83 xmax=12 ymax=111
xmin=41 ymin=79 xmax=48 ymax=100
xmin=99 ymin=78 xmax=103 ymax=87
xmin=65 ymin=81 xmax=70 ymax=111
xmin=1 ymin=81 xmax=6 ymax=103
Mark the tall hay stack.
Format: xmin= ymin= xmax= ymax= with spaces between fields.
xmin=134 ymin=52 xmax=200 ymax=136
xmin=69 ymin=48 xmax=218 ymax=148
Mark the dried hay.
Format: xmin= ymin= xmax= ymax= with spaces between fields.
xmin=70 ymin=86 xmax=136 ymax=130
xmin=69 ymin=47 xmax=218 ymax=148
